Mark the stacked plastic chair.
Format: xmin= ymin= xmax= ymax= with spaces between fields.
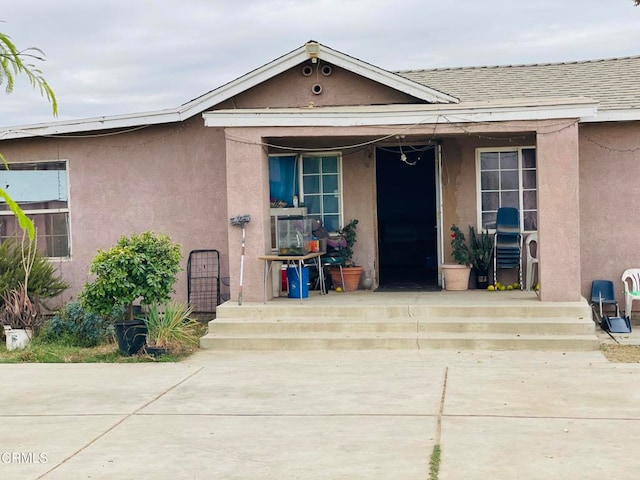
xmin=493 ymin=207 xmax=523 ymax=289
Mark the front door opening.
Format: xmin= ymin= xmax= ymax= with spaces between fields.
xmin=375 ymin=145 xmax=438 ymax=290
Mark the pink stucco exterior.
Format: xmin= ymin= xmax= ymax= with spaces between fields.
xmin=0 ymin=45 xmax=636 ymax=309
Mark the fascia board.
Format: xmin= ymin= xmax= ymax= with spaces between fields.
xmin=579 ymin=109 xmax=640 ymax=123
xmin=203 ymin=103 xmax=599 ymax=128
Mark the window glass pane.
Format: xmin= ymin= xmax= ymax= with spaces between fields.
xmin=523 ymin=211 xmax=538 ymax=231
xmin=482 ymin=212 xmax=497 ymax=230
xmin=0 ymin=163 xmax=68 ymax=210
xmin=324 ymin=215 xmax=340 ymax=233
xmin=522 ymin=170 xmax=536 ymax=189
xmin=481 ymin=171 xmax=499 ymax=190
xmin=302 ymin=157 xmax=320 ymax=174
xmin=482 ymin=192 xmax=500 ymax=211
xmin=501 ymin=191 xmax=519 ymax=207
xmin=500 ymin=170 xmax=519 ymax=190
xmin=303 ymin=175 xmax=320 ymax=194
xmin=480 ymin=152 xmax=499 ymax=170
xmin=322 ymin=195 xmax=339 ymax=214
xmin=522 ymin=149 xmax=536 ymax=169
xmin=304 ymin=195 xmax=321 ymax=215
xmin=0 ymin=212 xmax=70 ymax=257
xmin=523 ymin=191 xmax=537 ymax=210
xmin=322 ymin=174 xmax=339 ymax=193
xmin=500 ymin=152 xmax=518 ymax=169
xmin=321 ymin=156 xmax=338 ymax=173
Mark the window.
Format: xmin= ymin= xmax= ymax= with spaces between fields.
xmin=268 ymin=153 xmax=343 ymax=233
xmin=476 ymin=147 xmax=537 ymax=232
xmin=0 ymin=161 xmax=70 ymax=257
xmin=300 ymin=155 xmax=342 ymax=232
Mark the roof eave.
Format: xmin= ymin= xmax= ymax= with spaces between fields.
xmin=203 ymin=100 xmax=599 ymax=128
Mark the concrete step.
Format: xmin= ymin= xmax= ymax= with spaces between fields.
xmin=207 ymin=317 xmax=596 ymax=336
xmin=215 ymin=302 xmax=591 ymax=320
xmin=200 ymin=332 xmax=599 ymax=351
xmin=203 ymin=293 xmax=598 ymax=351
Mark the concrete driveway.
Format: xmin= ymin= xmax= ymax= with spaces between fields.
xmin=2 ymin=349 xmax=640 ymax=479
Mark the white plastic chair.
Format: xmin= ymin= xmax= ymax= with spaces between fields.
xmin=621 ymin=268 xmax=640 ymax=318
xmin=525 ymin=232 xmax=539 ymax=290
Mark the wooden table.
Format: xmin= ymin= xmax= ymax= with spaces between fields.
xmin=258 ymin=252 xmax=325 ymax=302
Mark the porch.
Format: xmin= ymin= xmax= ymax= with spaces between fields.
xmin=200 ymin=290 xmax=599 ymax=351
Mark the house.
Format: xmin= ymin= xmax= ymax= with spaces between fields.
xmin=0 ymin=41 xmax=638 ymax=308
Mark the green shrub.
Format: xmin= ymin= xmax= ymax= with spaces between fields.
xmin=144 ymin=302 xmax=200 ymax=354
xmin=80 ymin=231 xmax=182 ymax=321
xmin=41 ymin=302 xmax=115 ymax=347
xmin=0 ymin=239 xmax=69 ymax=302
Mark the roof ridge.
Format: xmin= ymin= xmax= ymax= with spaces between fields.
xmin=397 ymin=54 xmax=640 ymax=74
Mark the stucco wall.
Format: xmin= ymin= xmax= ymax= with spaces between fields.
xmin=579 ymin=121 xmax=640 ymax=306
xmin=0 ymin=117 xmax=229 ymax=308
xmin=218 ymin=63 xmax=418 ymax=109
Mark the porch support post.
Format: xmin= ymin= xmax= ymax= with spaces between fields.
xmin=535 ymin=121 xmax=581 ymax=302
xmin=225 ymin=128 xmax=272 ymax=303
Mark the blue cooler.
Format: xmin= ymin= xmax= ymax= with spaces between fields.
xmin=287 ymin=266 xmax=309 ymax=298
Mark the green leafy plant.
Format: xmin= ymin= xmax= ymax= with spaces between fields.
xmin=0 ymin=237 xmax=69 ymax=303
xmin=144 ymin=302 xmax=200 ymax=355
xmin=80 ymin=232 xmax=182 ymax=321
xmin=450 ymin=224 xmax=470 ymax=266
xmin=469 ymin=225 xmax=493 ymax=273
xmin=41 ymin=301 xmax=114 ymax=347
xmin=337 ymin=219 xmax=359 ymax=266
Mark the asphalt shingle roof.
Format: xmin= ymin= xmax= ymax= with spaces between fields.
xmin=397 ymin=56 xmax=640 ymax=111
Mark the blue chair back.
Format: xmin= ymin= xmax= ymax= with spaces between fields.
xmin=496 ymin=207 xmax=519 ymax=234
xmin=590 ymin=280 xmax=616 ymax=303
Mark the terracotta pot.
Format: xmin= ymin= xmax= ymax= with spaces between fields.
xmin=442 ymin=264 xmax=471 ymax=291
xmin=328 ymin=266 xmax=363 ymax=292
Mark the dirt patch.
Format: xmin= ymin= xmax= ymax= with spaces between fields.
xmin=600 ymin=344 xmax=640 ymax=363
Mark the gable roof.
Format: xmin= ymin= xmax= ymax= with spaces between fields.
xmin=398 ymin=55 xmax=640 ymax=122
xmin=1 ymin=44 xmax=638 ymax=140
xmin=0 ymin=41 xmax=456 ymax=140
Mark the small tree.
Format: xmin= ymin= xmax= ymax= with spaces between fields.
xmin=80 ymin=232 xmax=182 ymax=321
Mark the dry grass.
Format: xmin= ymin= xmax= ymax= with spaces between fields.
xmin=600 ymin=344 xmax=640 ymax=363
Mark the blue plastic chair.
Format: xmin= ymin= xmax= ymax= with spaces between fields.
xmin=590 ymin=280 xmax=620 ymax=318
xmin=493 ymin=207 xmax=522 ymax=288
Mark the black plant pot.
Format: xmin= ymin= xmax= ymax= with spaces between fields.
xmin=114 ymin=319 xmax=147 ymax=356
xmin=475 ymin=270 xmax=490 ymax=289
xmin=144 ymin=345 xmax=168 ymax=357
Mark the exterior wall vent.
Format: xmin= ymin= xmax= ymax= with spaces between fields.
xmin=301 ymin=65 xmax=313 ymax=77
xmin=321 ymin=65 xmax=332 ymax=76
xmin=311 ymin=84 xmax=323 ymax=95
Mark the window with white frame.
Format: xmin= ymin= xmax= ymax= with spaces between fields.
xmin=476 ymin=147 xmax=537 ymax=232
xmin=0 ymin=161 xmax=70 ymax=257
xmin=300 ymin=154 xmax=342 ymax=232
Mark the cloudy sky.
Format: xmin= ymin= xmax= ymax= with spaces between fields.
xmin=1 ymin=0 xmax=639 ymax=127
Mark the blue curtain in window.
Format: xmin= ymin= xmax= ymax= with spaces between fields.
xmin=269 ymin=156 xmax=297 ymax=205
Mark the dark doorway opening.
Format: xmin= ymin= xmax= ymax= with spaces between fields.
xmin=375 ymin=145 xmax=439 ymax=291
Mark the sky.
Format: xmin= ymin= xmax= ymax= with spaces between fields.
xmin=1 ymin=0 xmax=639 ymax=127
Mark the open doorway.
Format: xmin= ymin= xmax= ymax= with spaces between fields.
xmin=375 ymin=145 xmax=439 ymax=290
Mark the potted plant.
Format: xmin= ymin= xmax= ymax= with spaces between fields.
xmin=80 ymin=231 xmax=182 ymax=355
xmin=143 ymin=302 xmax=200 ymax=356
xmin=327 ymin=219 xmax=363 ymax=292
xmin=469 ymin=226 xmax=493 ymax=289
xmin=0 ymin=233 xmax=68 ymax=350
xmin=442 ymin=224 xmax=472 ymax=291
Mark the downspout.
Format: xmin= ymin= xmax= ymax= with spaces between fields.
xmin=436 ymin=142 xmax=444 ymax=287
